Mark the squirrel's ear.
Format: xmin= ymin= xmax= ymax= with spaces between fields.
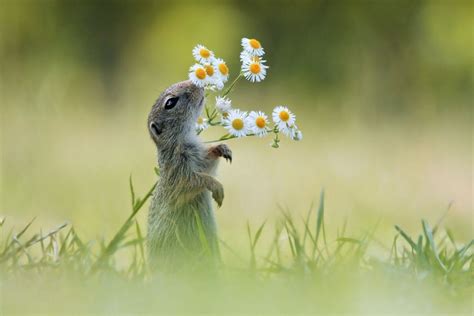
xmin=150 ymin=121 xmax=163 ymax=137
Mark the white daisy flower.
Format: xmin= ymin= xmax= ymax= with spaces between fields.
xmin=213 ymin=58 xmax=230 ymax=86
xmin=203 ymin=63 xmax=221 ymax=88
xmin=241 ymin=38 xmax=265 ymax=56
xmin=248 ymin=111 xmax=269 ymax=137
xmin=240 ymin=50 xmax=266 ymax=63
xmin=272 ymin=106 xmax=296 ymax=130
xmin=279 ymin=124 xmax=301 ymax=139
xmin=215 ymin=96 xmax=232 ymax=113
xmin=189 ymin=64 xmax=207 ymax=87
xmin=241 ymin=59 xmax=268 ymax=83
xmin=223 ymin=109 xmax=249 ymax=138
xmin=195 ymin=116 xmax=209 ymax=132
xmin=192 ymin=44 xmax=215 ymax=64
xmin=292 ymin=129 xmax=303 ymax=141
xmin=213 ymin=77 xmax=225 ymax=91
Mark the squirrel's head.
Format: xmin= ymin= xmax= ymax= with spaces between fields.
xmin=148 ymin=80 xmax=204 ymax=147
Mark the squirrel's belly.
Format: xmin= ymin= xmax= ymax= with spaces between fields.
xmin=147 ymin=189 xmax=218 ymax=269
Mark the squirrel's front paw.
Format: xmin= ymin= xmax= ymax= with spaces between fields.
xmin=215 ymin=144 xmax=232 ymax=163
xmin=210 ymin=180 xmax=224 ymax=207
xmin=208 ymin=144 xmax=232 ymax=163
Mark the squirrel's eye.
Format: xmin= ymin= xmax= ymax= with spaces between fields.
xmin=164 ymin=97 xmax=179 ymax=110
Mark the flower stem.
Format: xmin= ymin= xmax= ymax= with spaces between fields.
xmin=222 ymin=73 xmax=243 ymax=97
xmin=204 ymin=132 xmax=258 ymax=143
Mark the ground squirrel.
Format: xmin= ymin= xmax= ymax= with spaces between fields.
xmin=147 ymin=80 xmax=232 ymax=271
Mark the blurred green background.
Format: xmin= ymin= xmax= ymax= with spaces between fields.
xmin=0 ymin=0 xmax=472 ymax=245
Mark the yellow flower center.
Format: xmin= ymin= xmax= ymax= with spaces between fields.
xmin=197 ymin=116 xmax=203 ymax=124
xmin=279 ymin=111 xmax=289 ymax=121
xmin=249 ymin=39 xmax=261 ymax=49
xmin=222 ymin=112 xmax=229 ymax=118
xmin=199 ymin=48 xmax=210 ymax=58
xmin=195 ymin=68 xmax=206 ymax=80
xmin=205 ymin=65 xmax=214 ymax=76
xmin=250 ymin=63 xmax=261 ymax=74
xmin=218 ymin=63 xmax=229 ymax=75
xmin=232 ymin=118 xmax=244 ymax=130
xmin=255 ymin=117 xmax=266 ymax=128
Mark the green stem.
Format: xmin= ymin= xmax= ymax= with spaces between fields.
xmin=204 ymin=132 xmax=258 ymax=144
xmin=222 ymin=73 xmax=243 ymax=97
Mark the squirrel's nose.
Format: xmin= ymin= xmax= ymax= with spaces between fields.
xmin=186 ymin=81 xmax=204 ymax=97
xmin=175 ymin=80 xmax=204 ymax=103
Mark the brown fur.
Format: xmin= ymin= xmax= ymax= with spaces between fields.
xmin=147 ymin=80 xmax=231 ymax=271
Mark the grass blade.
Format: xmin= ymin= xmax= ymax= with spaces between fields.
xmin=422 ymin=220 xmax=447 ymax=272
xmin=394 ymin=225 xmax=417 ymax=250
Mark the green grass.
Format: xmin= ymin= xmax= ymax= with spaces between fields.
xmin=0 ymin=180 xmax=472 ymax=315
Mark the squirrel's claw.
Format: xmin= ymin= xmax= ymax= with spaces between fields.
xmin=218 ymin=144 xmax=232 ymax=164
xmin=208 ymin=144 xmax=232 ymax=164
xmin=223 ymin=153 xmax=232 ymax=164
